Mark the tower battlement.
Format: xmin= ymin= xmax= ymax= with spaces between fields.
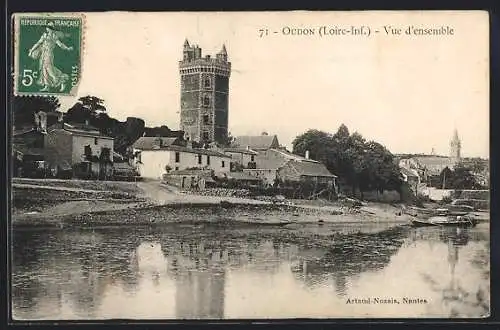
xmin=179 ymin=39 xmax=231 ymax=144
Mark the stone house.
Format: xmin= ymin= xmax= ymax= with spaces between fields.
xmin=13 ymin=126 xmax=72 ymax=178
xmin=243 ymin=148 xmax=337 ymax=189
xmin=45 ymin=122 xmax=114 ymax=178
xmin=278 ymin=159 xmax=337 ymax=186
xmin=132 ymin=137 xmax=231 ymax=179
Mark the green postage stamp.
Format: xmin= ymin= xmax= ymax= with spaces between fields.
xmin=13 ymin=13 xmax=84 ymax=96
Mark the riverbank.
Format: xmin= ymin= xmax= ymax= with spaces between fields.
xmin=10 ymin=178 xmax=420 ymax=229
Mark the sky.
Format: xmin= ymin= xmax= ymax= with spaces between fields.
xmin=54 ymin=11 xmax=489 ymax=158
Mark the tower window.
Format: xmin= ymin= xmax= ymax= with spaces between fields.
xmin=202 ymin=131 xmax=209 ymax=141
xmin=207 ymin=156 xmax=211 ymax=165
xmin=175 ymin=152 xmax=180 ymax=163
xmin=204 ymin=78 xmax=211 ymax=88
xmin=94 ymin=137 xmax=98 ymax=145
xmin=251 ymin=155 xmax=255 ymax=162
xmin=203 ymin=95 xmax=210 ymax=107
xmin=222 ymin=161 xmax=225 ymax=168
xmin=198 ymin=154 xmax=202 ymax=165
xmin=203 ymin=115 xmax=210 ymax=125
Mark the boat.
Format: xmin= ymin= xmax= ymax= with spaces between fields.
xmin=410 ymin=215 xmax=478 ymax=228
xmin=403 ymin=206 xmax=470 ymax=219
xmin=410 ymin=218 xmax=437 ymax=227
xmin=430 ymin=215 xmax=478 ymax=227
xmin=403 ymin=206 xmax=449 ymax=219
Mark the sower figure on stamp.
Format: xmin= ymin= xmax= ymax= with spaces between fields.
xmin=28 ymin=21 xmax=73 ymax=92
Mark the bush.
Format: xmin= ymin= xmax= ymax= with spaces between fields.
xmin=414 ymin=194 xmax=430 ymax=207
xmin=441 ymin=195 xmax=453 ymax=204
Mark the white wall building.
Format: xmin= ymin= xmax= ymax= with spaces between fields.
xmin=132 ymin=137 xmax=231 ymax=179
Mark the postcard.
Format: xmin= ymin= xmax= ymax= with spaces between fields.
xmin=10 ymin=11 xmax=489 ymax=320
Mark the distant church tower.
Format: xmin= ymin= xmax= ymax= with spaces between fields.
xmin=450 ymin=129 xmax=461 ymax=164
xmin=179 ymin=39 xmax=231 ymax=144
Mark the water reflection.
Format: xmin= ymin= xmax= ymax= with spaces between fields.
xmin=418 ymin=227 xmax=490 ymax=317
xmin=11 ymin=223 xmax=490 ymax=319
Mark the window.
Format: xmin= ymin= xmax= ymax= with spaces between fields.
xmin=203 ymin=115 xmax=210 ymax=125
xmin=175 ymin=152 xmax=180 ymax=163
xmin=94 ymin=137 xmax=98 ymax=145
xmin=198 ymin=154 xmax=202 ymax=165
xmin=202 ymin=132 xmax=209 ymax=141
xmin=203 ymin=95 xmax=210 ymax=107
xmin=222 ymin=161 xmax=225 ymax=168
xmin=251 ymin=155 xmax=255 ymax=162
xmin=204 ymin=78 xmax=211 ymax=88
xmin=175 ymin=166 xmax=179 ymax=171
xmin=207 ymin=156 xmax=211 ymax=165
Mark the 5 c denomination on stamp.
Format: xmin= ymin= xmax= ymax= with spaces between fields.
xmin=13 ymin=13 xmax=84 ymax=96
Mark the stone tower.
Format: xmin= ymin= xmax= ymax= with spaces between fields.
xmin=450 ymin=128 xmax=461 ymax=164
xmin=179 ymin=39 xmax=231 ymax=144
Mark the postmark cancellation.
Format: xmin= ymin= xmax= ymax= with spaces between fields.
xmin=12 ymin=13 xmax=84 ymax=96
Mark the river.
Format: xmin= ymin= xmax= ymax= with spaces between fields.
xmin=11 ymin=221 xmax=490 ymax=320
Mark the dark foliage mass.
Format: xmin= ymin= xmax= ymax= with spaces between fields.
xmin=13 ymin=95 xmax=185 ymax=156
xmin=292 ymin=124 xmax=403 ymax=197
xmin=438 ymin=166 xmax=486 ymax=190
xmin=12 ymin=95 xmax=61 ymax=128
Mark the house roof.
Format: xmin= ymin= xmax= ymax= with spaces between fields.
xmin=65 ymin=122 xmax=100 ymax=131
xmin=405 ymin=156 xmax=454 ymax=175
xmin=286 ymin=160 xmax=337 ymax=178
xmin=254 ymin=148 xmax=320 ymax=170
xmin=255 ymin=152 xmax=290 ymax=169
xmin=47 ymin=123 xmax=113 ymax=139
xmin=270 ymin=148 xmax=319 ymax=162
xmin=132 ymin=137 xmax=179 ymax=149
xmin=233 ymin=135 xmax=279 ymax=150
xmin=13 ymin=127 xmax=41 ymax=137
xmin=223 ymin=147 xmax=259 ymax=155
xmin=400 ymin=167 xmax=419 ymax=178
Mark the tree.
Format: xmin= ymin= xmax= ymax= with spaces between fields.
xmin=12 ymin=95 xmax=60 ymax=128
xmin=219 ymin=131 xmax=235 ymax=148
xmin=439 ymin=167 xmax=454 ymax=189
xmin=79 ymin=96 xmax=106 ymax=113
xmin=449 ymin=166 xmax=482 ymax=190
xmin=99 ymin=147 xmax=112 ymax=180
xmin=65 ymin=95 xmax=107 ymax=124
xmin=292 ymin=124 xmax=402 ymax=198
xmin=292 ymin=129 xmax=332 ymax=164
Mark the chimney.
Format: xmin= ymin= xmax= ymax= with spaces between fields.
xmin=186 ymin=141 xmax=193 ymax=149
xmin=34 ymin=111 xmax=47 ymax=133
xmin=305 ymin=150 xmax=310 ymax=160
xmin=246 ymin=145 xmax=250 ymax=151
